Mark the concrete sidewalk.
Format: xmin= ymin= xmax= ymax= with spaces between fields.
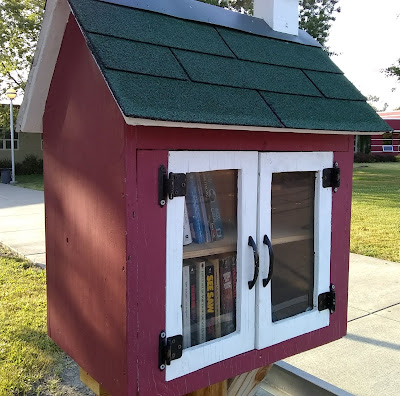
xmin=0 ymin=183 xmax=45 ymax=267
xmin=285 ymin=253 xmax=400 ymax=395
xmin=0 ymin=182 xmax=399 ymax=395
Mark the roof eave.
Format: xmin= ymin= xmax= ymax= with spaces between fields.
xmin=123 ymin=115 xmax=388 ymax=136
xmin=16 ymin=0 xmax=71 ymax=133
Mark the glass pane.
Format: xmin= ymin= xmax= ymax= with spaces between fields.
xmin=270 ymin=172 xmax=315 ymax=322
xmin=182 ymin=170 xmax=237 ymax=349
xmin=5 ymin=140 xmax=11 ymax=149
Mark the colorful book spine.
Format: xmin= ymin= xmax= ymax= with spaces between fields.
xmin=183 ymin=201 xmax=193 ymax=246
xmin=186 ymin=173 xmax=206 ymax=244
xmin=205 ymin=262 xmax=216 ymax=341
xmin=189 ymin=262 xmax=197 ymax=346
xmin=200 ymin=172 xmax=224 ymax=241
xmin=231 ymin=256 xmax=237 ymax=331
xmin=209 ymin=257 xmax=221 ymax=339
xmin=196 ymin=259 xmax=207 ymax=344
xmin=220 ymin=255 xmax=235 ymax=337
xmin=182 ymin=264 xmax=191 ymax=348
xmin=195 ymin=174 xmax=211 ymax=243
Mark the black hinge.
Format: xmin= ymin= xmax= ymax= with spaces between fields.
xmin=158 ymin=331 xmax=183 ymax=370
xmin=322 ymin=162 xmax=340 ymax=192
xmin=318 ymin=284 xmax=336 ymax=314
xmin=158 ymin=165 xmax=186 ymax=207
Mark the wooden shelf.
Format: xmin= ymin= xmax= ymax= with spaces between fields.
xmin=183 ymin=226 xmax=312 ymax=259
xmin=183 ymin=228 xmax=237 ymax=259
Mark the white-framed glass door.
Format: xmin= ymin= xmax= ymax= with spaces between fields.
xmin=256 ymin=152 xmax=333 ymax=349
xmin=165 ymin=151 xmax=258 ymax=380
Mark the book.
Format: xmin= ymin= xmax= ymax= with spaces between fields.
xmin=189 ymin=262 xmax=197 ymax=346
xmin=231 ymin=256 xmax=237 ymax=330
xmin=208 ymin=257 xmax=221 ymax=339
xmin=183 ymin=201 xmax=193 ymax=246
xmin=220 ymin=255 xmax=235 ymax=337
xmin=199 ymin=172 xmax=224 ymax=241
xmin=196 ymin=259 xmax=207 ymax=344
xmin=182 ymin=264 xmax=191 ymax=348
xmin=205 ymin=262 xmax=216 ymax=341
xmin=186 ymin=173 xmax=206 ymax=244
xmin=195 ymin=173 xmax=211 ymax=243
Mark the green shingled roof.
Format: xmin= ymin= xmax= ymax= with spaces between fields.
xmin=68 ymin=0 xmax=391 ymax=133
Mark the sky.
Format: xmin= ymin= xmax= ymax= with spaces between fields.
xmin=327 ymin=0 xmax=400 ymax=111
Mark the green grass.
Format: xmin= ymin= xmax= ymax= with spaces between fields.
xmin=0 ymin=246 xmax=64 ymax=395
xmin=15 ymin=174 xmax=44 ymax=191
xmin=351 ymin=162 xmax=400 ymax=262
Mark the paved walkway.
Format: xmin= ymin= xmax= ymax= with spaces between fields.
xmin=0 ymin=182 xmax=399 ymax=395
xmin=0 ymin=183 xmax=45 ymax=267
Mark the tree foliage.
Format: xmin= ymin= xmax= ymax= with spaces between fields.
xmin=299 ymin=0 xmax=340 ymax=47
xmin=383 ymin=59 xmax=400 ymax=83
xmin=0 ymin=0 xmax=45 ymax=92
xmin=199 ymin=0 xmax=340 ymax=47
xmin=366 ymin=95 xmax=388 ymax=113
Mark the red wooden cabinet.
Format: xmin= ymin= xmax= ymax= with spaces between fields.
xmin=128 ymin=133 xmax=353 ymax=395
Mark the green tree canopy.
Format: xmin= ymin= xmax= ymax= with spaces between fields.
xmin=0 ymin=0 xmax=45 ymax=92
xmin=198 ymin=0 xmax=340 ymax=47
xmin=383 ymin=59 xmax=400 ymax=83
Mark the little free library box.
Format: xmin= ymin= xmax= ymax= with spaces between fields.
xmin=18 ymin=0 xmax=391 ymax=394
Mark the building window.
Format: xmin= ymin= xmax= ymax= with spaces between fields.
xmin=0 ymin=131 xmax=19 ymax=150
xmin=382 ymin=132 xmax=393 ymax=146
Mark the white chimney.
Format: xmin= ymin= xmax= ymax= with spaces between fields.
xmin=254 ymin=0 xmax=299 ymax=36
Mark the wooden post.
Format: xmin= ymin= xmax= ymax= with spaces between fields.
xmin=79 ymin=367 xmax=111 ymax=396
xmin=185 ymin=365 xmax=272 ymax=396
xmin=185 ymin=380 xmax=228 ymax=396
xmin=227 ymin=365 xmax=272 ymax=396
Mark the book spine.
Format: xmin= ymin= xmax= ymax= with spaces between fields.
xmin=210 ymin=258 xmax=221 ymax=339
xmin=189 ymin=263 xmax=197 ymax=346
xmin=200 ymin=172 xmax=224 ymax=241
xmin=186 ymin=173 xmax=205 ymax=244
xmin=220 ymin=255 xmax=235 ymax=337
xmin=231 ymin=256 xmax=237 ymax=331
xmin=182 ymin=265 xmax=191 ymax=348
xmin=196 ymin=260 xmax=206 ymax=344
xmin=205 ymin=262 xmax=216 ymax=341
xmin=196 ymin=173 xmax=211 ymax=243
xmin=183 ymin=201 xmax=193 ymax=246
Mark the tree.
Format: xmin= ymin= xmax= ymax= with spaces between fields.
xmin=383 ymin=60 xmax=400 ymax=83
xmin=198 ymin=0 xmax=340 ymax=47
xmin=366 ymin=95 xmax=388 ymax=113
xmin=299 ymin=0 xmax=340 ymax=47
xmin=0 ymin=0 xmax=45 ymax=92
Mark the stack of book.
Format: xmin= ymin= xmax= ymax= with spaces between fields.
xmin=184 ymin=172 xmax=224 ymax=245
xmin=182 ymin=254 xmax=237 ymax=349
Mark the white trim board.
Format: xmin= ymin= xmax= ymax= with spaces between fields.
xmin=123 ymin=115 xmax=381 ymax=136
xmin=16 ymin=0 xmax=71 ymax=134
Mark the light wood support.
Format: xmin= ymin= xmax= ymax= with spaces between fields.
xmin=185 ymin=380 xmax=228 ymax=396
xmin=185 ymin=364 xmax=272 ymax=396
xmin=79 ymin=367 xmax=111 ymax=396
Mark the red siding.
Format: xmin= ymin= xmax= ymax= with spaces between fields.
xmin=130 ymin=130 xmax=353 ymax=395
xmin=43 ymin=16 xmax=128 ymax=395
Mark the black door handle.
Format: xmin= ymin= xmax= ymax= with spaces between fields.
xmin=263 ymin=235 xmax=274 ymax=287
xmin=248 ymin=236 xmax=259 ymax=290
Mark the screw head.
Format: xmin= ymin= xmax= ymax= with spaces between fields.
xmin=160 ymin=331 xmax=166 ymax=339
xmin=160 ymin=364 xmax=166 ymax=370
xmin=160 ymin=200 xmax=166 ymax=206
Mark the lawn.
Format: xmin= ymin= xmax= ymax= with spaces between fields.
xmin=0 ymin=246 xmax=64 ymax=395
xmin=351 ymin=162 xmax=400 ymax=263
xmin=16 ymin=174 xmax=44 ymax=191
